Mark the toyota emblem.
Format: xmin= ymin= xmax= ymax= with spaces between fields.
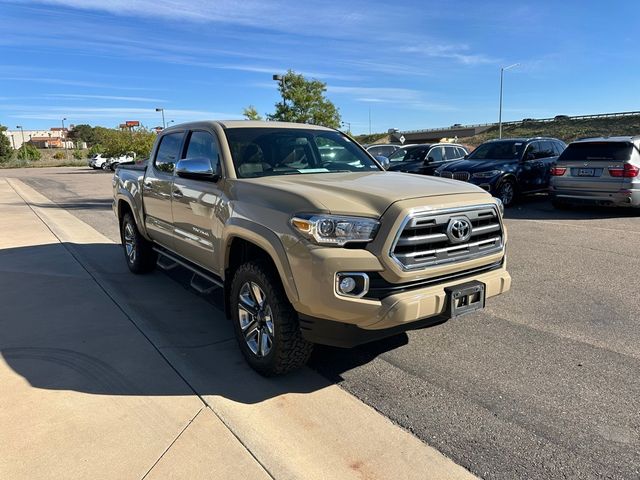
xmin=447 ymin=217 xmax=472 ymax=244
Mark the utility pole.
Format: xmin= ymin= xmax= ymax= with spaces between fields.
xmin=341 ymin=121 xmax=351 ymax=133
xmin=498 ymin=63 xmax=519 ymax=139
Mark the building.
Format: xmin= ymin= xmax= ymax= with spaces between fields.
xmin=2 ymin=127 xmax=75 ymax=150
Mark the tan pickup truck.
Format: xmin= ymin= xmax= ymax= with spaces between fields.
xmin=113 ymin=121 xmax=511 ymax=375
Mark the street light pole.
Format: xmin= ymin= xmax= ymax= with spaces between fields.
xmin=61 ymin=117 xmax=68 ymax=160
xmin=155 ymin=108 xmax=166 ymax=129
xmin=16 ymin=125 xmax=25 ymax=148
xmin=272 ymin=74 xmax=287 ymax=109
xmin=498 ymin=63 xmax=519 ymax=139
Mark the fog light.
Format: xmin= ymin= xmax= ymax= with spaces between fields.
xmin=339 ymin=276 xmax=357 ymax=294
xmin=335 ymin=272 xmax=370 ymax=298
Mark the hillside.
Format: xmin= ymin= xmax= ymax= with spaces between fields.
xmin=355 ymin=114 xmax=640 ymax=148
xmin=464 ymin=114 xmax=640 ymax=147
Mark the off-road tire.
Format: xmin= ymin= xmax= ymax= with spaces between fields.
xmin=120 ymin=212 xmax=157 ymax=274
xmin=230 ymin=261 xmax=313 ymax=376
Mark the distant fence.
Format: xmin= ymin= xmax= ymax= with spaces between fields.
xmin=402 ymin=110 xmax=640 ymax=135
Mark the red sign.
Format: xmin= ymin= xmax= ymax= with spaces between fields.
xmin=125 ymin=121 xmax=140 ymax=127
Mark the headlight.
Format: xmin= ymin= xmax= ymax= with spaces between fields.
xmin=472 ymin=170 xmax=501 ymax=178
xmin=495 ymin=198 xmax=504 ymax=216
xmin=291 ymin=214 xmax=380 ymax=246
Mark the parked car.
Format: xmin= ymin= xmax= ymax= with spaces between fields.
xmin=104 ymin=153 xmax=136 ymax=171
xmin=88 ymin=154 xmax=108 ymax=169
xmin=366 ymin=144 xmax=400 ymax=158
xmin=550 ymin=136 xmax=640 ymax=208
xmin=387 ymin=143 xmax=468 ymax=176
xmin=435 ymin=137 xmax=566 ymax=207
xmin=113 ymin=120 xmax=511 ymax=375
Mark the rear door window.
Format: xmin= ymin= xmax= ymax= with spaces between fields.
xmin=539 ymin=141 xmax=556 ymax=158
xmin=559 ymin=142 xmax=633 ymax=161
xmin=524 ymin=142 xmax=541 ymax=160
xmin=443 ymin=146 xmax=461 ymax=160
xmin=154 ymin=132 xmax=184 ymax=173
xmin=428 ymin=146 xmax=444 ymax=162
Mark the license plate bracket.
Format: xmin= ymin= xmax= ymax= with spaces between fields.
xmin=578 ymin=168 xmax=595 ymax=176
xmin=444 ymin=281 xmax=486 ymax=317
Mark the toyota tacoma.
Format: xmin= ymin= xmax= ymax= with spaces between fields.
xmin=113 ymin=121 xmax=511 ymax=375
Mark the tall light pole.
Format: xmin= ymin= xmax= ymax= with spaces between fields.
xmin=61 ymin=117 xmax=68 ymax=159
xmin=16 ymin=125 xmax=25 ymax=149
xmin=498 ymin=63 xmax=519 ymax=139
xmin=272 ymin=74 xmax=287 ymax=109
xmin=155 ymin=108 xmax=166 ymax=128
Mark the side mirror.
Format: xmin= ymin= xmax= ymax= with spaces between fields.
xmin=426 ymin=156 xmax=435 ymax=163
xmin=375 ymin=155 xmax=390 ymax=170
xmin=175 ymin=157 xmax=219 ymax=181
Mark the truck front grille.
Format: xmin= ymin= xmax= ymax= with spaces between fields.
xmin=440 ymin=171 xmax=470 ymax=181
xmin=390 ymin=205 xmax=504 ymax=270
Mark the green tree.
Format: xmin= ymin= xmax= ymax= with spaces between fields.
xmin=257 ymin=70 xmax=341 ymax=128
xmin=0 ymin=125 xmax=14 ymax=163
xmin=242 ymin=105 xmax=263 ymax=120
xmin=98 ymin=127 xmax=156 ymax=158
xmin=268 ymin=70 xmax=341 ymax=128
xmin=17 ymin=143 xmax=41 ymax=161
xmin=68 ymin=124 xmax=100 ymax=146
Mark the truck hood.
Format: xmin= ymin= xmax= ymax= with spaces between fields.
xmin=242 ymin=171 xmax=485 ymax=217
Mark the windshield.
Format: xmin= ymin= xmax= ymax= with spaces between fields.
xmin=388 ymin=146 xmax=430 ymax=162
xmin=225 ymin=128 xmax=380 ymax=178
xmin=468 ymin=141 xmax=525 ymax=160
xmin=559 ymin=142 xmax=633 ymax=161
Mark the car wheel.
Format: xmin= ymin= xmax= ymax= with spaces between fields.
xmin=496 ymin=178 xmax=517 ymax=207
xmin=110 ymin=162 xmax=119 ymax=171
xmin=120 ymin=212 xmax=157 ymax=274
xmin=102 ymin=163 xmax=110 ymax=171
xmin=230 ymin=261 xmax=313 ymax=376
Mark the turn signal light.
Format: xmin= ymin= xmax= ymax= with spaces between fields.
xmin=608 ymin=164 xmax=640 ymax=178
xmin=550 ymin=167 xmax=567 ymax=176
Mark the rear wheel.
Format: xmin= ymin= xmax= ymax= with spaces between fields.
xmin=496 ymin=178 xmax=517 ymax=207
xmin=230 ymin=261 xmax=313 ymax=376
xmin=120 ymin=212 xmax=156 ymax=273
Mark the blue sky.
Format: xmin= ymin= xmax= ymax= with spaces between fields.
xmin=1 ymin=0 xmax=639 ymax=134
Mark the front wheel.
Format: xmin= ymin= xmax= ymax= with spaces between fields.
xmin=496 ymin=178 xmax=517 ymax=207
xmin=230 ymin=261 xmax=313 ymax=376
xmin=120 ymin=212 xmax=156 ymax=274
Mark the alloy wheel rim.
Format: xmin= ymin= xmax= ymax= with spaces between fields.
xmin=237 ymin=281 xmax=274 ymax=357
xmin=500 ymin=182 xmax=514 ymax=205
xmin=123 ymin=222 xmax=136 ymax=263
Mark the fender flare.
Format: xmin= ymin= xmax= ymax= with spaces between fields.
xmin=115 ymin=193 xmax=151 ymax=241
xmin=222 ymin=218 xmax=300 ymax=305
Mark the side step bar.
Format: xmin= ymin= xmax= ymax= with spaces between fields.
xmin=152 ymin=246 xmax=223 ymax=291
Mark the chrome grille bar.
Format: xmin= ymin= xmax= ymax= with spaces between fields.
xmin=390 ymin=204 xmax=504 ymax=270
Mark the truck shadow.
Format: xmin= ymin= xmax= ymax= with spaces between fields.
xmin=0 ymin=242 xmax=407 ymax=404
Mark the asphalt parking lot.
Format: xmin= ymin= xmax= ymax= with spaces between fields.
xmin=4 ymin=166 xmax=640 ymax=480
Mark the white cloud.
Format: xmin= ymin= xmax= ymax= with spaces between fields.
xmin=45 ymin=94 xmax=165 ymax=102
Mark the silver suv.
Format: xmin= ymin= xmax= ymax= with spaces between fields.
xmin=550 ymin=136 xmax=640 ymax=208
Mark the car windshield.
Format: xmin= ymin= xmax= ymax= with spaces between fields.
xmin=560 ymin=142 xmax=634 ymax=161
xmin=225 ymin=128 xmax=381 ymax=178
xmin=388 ymin=146 xmax=429 ymax=162
xmin=468 ymin=141 xmax=525 ymax=160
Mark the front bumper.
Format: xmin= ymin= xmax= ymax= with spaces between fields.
xmin=291 ymin=245 xmax=510 ymax=346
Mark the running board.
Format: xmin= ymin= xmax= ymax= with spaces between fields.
xmin=152 ymin=246 xmax=224 ymax=290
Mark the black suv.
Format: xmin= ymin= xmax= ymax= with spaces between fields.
xmin=435 ymin=137 xmax=566 ymax=206
xmin=387 ymin=143 xmax=468 ymax=176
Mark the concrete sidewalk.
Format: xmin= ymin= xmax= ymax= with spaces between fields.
xmin=0 ymin=176 xmax=477 ymax=480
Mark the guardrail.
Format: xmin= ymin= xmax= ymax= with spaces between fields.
xmin=402 ymin=110 xmax=640 ymax=134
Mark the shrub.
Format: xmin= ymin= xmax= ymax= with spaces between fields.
xmin=53 ymin=151 xmax=65 ymax=160
xmin=17 ymin=144 xmax=41 ymax=161
xmin=72 ymin=150 xmax=86 ymax=160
